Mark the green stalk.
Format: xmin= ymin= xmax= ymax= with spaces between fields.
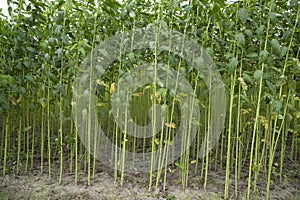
xmin=58 ymin=70 xmax=64 ymax=185
xmin=266 ymin=92 xmax=290 ymax=199
xmin=279 ymin=111 xmax=288 ymax=182
xmin=184 ymin=74 xmax=199 ymax=187
xmin=265 ymin=7 xmax=299 ymax=199
xmin=204 ymin=96 xmax=211 ymax=190
xmin=161 ymin=10 xmax=177 ymax=190
xmin=3 ymin=114 xmax=9 ymax=176
xmin=114 ymin=26 xmax=126 ymax=184
xmin=113 ymin=120 xmax=119 ymax=184
xmin=0 ymin=117 xmax=3 ymax=170
xmin=148 ymin=87 xmax=157 ymax=191
xmin=202 ymin=17 xmax=212 ymax=190
xmin=86 ymin=60 xmax=92 ymax=186
xmin=69 ymin=115 xmax=73 ymax=174
xmin=86 ymin=8 xmax=100 ymax=186
xmin=17 ymin=115 xmax=22 ymax=174
xmin=92 ymin=108 xmax=98 ymax=179
xmin=120 ymin=94 xmax=129 ymax=186
xmin=225 ymin=67 xmax=236 ymax=199
xmin=155 ymin=109 xmax=166 ymax=188
xmin=195 ymin=113 xmax=201 ymax=173
xmin=47 ymin=68 xmax=51 ymax=179
xmin=235 ymin=50 xmax=244 ymax=197
xmin=31 ymin=106 xmax=36 ymax=168
xmin=58 ymin=7 xmax=68 ymax=185
xmin=41 ymin=102 xmax=45 ymax=173
xmin=200 ymin=100 xmax=207 ymax=181
xmin=149 ymin=8 xmax=162 ymax=191
xmin=73 ymin=51 xmax=81 ymax=183
xmin=25 ymin=91 xmax=30 ymax=173
xmin=290 ymin=96 xmax=299 ymax=160
xmin=247 ymin=2 xmax=273 ymax=199
xmin=74 ymin=107 xmax=78 ymax=183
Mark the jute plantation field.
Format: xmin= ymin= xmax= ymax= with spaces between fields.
xmin=0 ymin=0 xmax=299 ymax=199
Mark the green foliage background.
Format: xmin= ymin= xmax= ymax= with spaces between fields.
xmin=0 ymin=0 xmax=299 ymax=199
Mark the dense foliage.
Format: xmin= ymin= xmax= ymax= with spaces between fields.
xmin=0 ymin=0 xmax=299 ymax=199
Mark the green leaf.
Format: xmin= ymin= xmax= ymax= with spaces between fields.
xmin=55 ymin=25 xmax=62 ymax=34
xmin=235 ymin=33 xmax=245 ymax=46
xmin=99 ymin=49 xmax=109 ymax=58
xmin=168 ymin=54 xmax=177 ymax=67
xmin=290 ymin=0 xmax=299 ymax=6
xmin=159 ymin=19 xmax=168 ymax=29
xmin=184 ymin=5 xmax=192 ymax=12
xmin=271 ymin=39 xmax=281 ymax=55
xmin=246 ymin=52 xmax=258 ymax=58
xmin=61 ymin=34 xmax=69 ymax=45
xmin=23 ymin=126 xmax=32 ymax=132
xmin=238 ymin=8 xmax=248 ymax=22
xmin=272 ymin=100 xmax=282 ymax=113
xmin=175 ymin=162 xmax=185 ymax=172
xmin=228 ymin=57 xmax=238 ymax=72
xmin=280 ymin=46 xmax=288 ymax=57
xmin=120 ymin=10 xmax=127 ymax=19
xmin=129 ymin=11 xmax=135 ymax=18
xmin=23 ymin=61 xmax=30 ymax=68
xmin=245 ymin=29 xmax=252 ymax=38
xmin=25 ymin=75 xmax=35 ymax=83
xmin=243 ymin=73 xmax=253 ymax=83
xmin=266 ymin=80 xmax=275 ymax=93
xmin=288 ymin=79 xmax=296 ymax=91
xmin=259 ymin=50 xmax=269 ymax=62
xmin=256 ymin=25 xmax=265 ymax=37
xmin=268 ymin=12 xmax=277 ymax=22
xmin=48 ymin=38 xmax=56 ymax=47
xmin=253 ymin=70 xmax=263 ymax=80
xmin=10 ymin=48 xmax=16 ymax=57
xmin=128 ymin=52 xmax=135 ymax=62
xmin=65 ymin=0 xmax=73 ymax=11
xmin=0 ymin=75 xmax=14 ymax=86
xmin=26 ymin=47 xmax=35 ymax=53
xmin=78 ymin=47 xmax=86 ymax=56
xmin=44 ymin=53 xmax=50 ymax=60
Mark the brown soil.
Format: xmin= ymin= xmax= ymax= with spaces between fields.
xmin=0 ymin=160 xmax=299 ymax=200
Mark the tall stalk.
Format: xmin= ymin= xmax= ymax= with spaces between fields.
xmin=224 ymin=66 xmax=237 ymax=199
xmin=58 ymin=6 xmax=68 ymax=185
xmin=265 ymin=7 xmax=299 ymax=199
xmin=41 ymin=99 xmax=45 ymax=173
xmin=247 ymin=2 xmax=273 ymax=199
xmin=86 ymin=6 xmax=99 ymax=186
xmin=235 ymin=50 xmax=244 ymax=197
xmin=3 ymin=114 xmax=9 ymax=176
xmin=16 ymin=115 xmax=22 ymax=174
xmin=149 ymin=5 xmax=162 ymax=190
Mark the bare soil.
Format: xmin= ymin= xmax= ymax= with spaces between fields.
xmin=0 ymin=159 xmax=299 ymax=200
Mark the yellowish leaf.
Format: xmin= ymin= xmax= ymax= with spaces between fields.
xmin=156 ymin=94 xmax=162 ymax=103
xmin=96 ymin=79 xmax=108 ymax=87
xmin=96 ymin=102 xmax=104 ymax=107
xmin=110 ymin=83 xmax=115 ymax=94
xmin=165 ymin=122 xmax=176 ymax=128
xmin=238 ymin=77 xmax=248 ymax=91
xmin=132 ymin=92 xmax=143 ymax=96
xmin=172 ymin=179 xmax=181 ymax=184
xmin=190 ymin=160 xmax=197 ymax=164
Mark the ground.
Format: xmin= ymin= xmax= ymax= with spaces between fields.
xmin=0 ymin=159 xmax=299 ymax=200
